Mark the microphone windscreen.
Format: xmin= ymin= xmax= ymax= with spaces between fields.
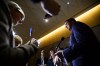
xmin=61 ymin=37 xmax=65 ymax=41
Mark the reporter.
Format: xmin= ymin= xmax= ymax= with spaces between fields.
xmin=0 ymin=1 xmax=38 ymax=66
xmin=14 ymin=35 xmax=23 ymax=47
xmin=0 ymin=0 xmax=60 ymax=65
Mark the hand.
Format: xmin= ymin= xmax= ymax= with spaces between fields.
xmin=54 ymin=55 xmax=61 ymax=65
xmin=31 ymin=38 xmax=39 ymax=46
xmin=31 ymin=38 xmax=37 ymax=44
xmin=55 ymin=50 xmax=63 ymax=59
xmin=55 ymin=50 xmax=70 ymax=65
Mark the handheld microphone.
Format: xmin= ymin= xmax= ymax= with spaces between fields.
xmin=29 ymin=27 xmax=40 ymax=46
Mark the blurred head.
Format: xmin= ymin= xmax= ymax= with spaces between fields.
xmin=64 ymin=18 xmax=76 ymax=30
xmin=14 ymin=35 xmax=23 ymax=47
xmin=41 ymin=50 xmax=46 ymax=58
xmin=8 ymin=1 xmax=25 ymax=26
xmin=40 ymin=0 xmax=60 ymax=17
xmin=50 ymin=50 xmax=55 ymax=58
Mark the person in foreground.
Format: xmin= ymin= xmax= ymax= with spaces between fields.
xmin=0 ymin=1 xmax=38 ymax=66
xmin=55 ymin=18 xmax=100 ymax=66
xmin=0 ymin=0 xmax=60 ymax=65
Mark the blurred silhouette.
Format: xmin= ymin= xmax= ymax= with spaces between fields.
xmin=36 ymin=50 xmax=48 ymax=66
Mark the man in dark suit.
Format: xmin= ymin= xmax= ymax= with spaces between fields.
xmin=55 ymin=18 xmax=100 ymax=66
xmin=0 ymin=1 xmax=38 ymax=66
xmin=36 ymin=50 xmax=48 ymax=66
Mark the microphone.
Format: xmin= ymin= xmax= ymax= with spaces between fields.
xmin=55 ymin=37 xmax=65 ymax=51
xmin=30 ymin=27 xmax=33 ymax=38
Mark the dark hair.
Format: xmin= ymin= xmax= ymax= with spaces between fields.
xmin=65 ymin=18 xmax=76 ymax=23
xmin=31 ymin=0 xmax=43 ymax=3
xmin=41 ymin=50 xmax=46 ymax=54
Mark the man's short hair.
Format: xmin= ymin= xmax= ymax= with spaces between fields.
xmin=41 ymin=50 xmax=46 ymax=54
xmin=66 ymin=18 xmax=76 ymax=22
xmin=65 ymin=18 xmax=76 ymax=23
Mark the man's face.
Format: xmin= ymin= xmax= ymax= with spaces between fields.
xmin=65 ymin=22 xmax=70 ymax=30
xmin=11 ymin=9 xmax=24 ymax=26
xmin=50 ymin=51 xmax=54 ymax=57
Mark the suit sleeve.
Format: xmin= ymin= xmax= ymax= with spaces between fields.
xmin=63 ymin=23 xmax=90 ymax=62
xmin=0 ymin=0 xmax=37 ymax=66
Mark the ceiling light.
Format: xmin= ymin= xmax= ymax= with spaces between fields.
xmin=44 ymin=19 xmax=49 ymax=22
xmin=67 ymin=2 xmax=70 ymax=5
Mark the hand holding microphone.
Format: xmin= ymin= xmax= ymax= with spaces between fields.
xmin=30 ymin=38 xmax=40 ymax=47
xmin=29 ymin=27 xmax=40 ymax=47
xmin=55 ymin=37 xmax=65 ymax=60
xmin=55 ymin=50 xmax=63 ymax=59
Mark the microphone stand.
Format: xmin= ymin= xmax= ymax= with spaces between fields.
xmin=55 ymin=37 xmax=65 ymax=66
xmin=55 ymin=37 xmax=65 ymax=52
